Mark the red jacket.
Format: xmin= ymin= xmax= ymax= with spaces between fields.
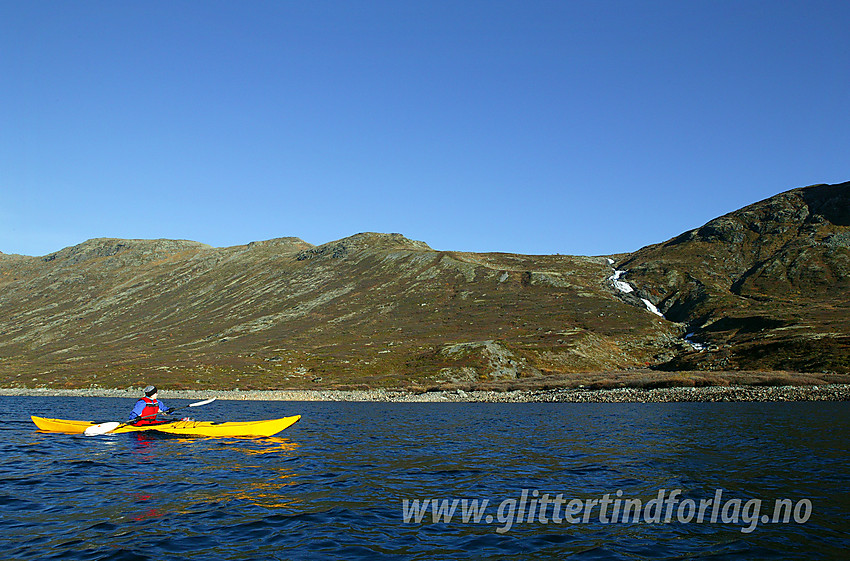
xmin=133 ymin=397 xmax=163 ymax=425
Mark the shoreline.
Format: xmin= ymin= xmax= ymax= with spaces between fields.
xmin=2 ymin=384 xmax=849 ymax=403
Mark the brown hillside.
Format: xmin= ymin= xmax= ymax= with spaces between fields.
xmin=619 ymin=182 xmax=850 ymax=372
xmin=2 ymin=182 xmax=848 ymax=391
xmin=0 ymin=234 xmax=676 ymax=390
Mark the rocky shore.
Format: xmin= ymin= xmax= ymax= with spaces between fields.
xmin=2 ymin=384 xmax=849 ymax=402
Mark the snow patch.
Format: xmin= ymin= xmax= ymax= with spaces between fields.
xmin=685 ymin=333 xmax=707 ymax=352
xmin=606 ymin=261 xmax=665 ymax=319
xmin=641 ymin=298 xmax=665 ymax=318
xmin=608 ymin=270 xmax=634 ymax=293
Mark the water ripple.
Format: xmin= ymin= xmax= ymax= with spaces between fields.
xmin=0 ymin=398 xmax=847 ymax=559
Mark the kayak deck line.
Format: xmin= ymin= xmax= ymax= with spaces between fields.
xmin=31 ymin=415 xmax=301 ymax=438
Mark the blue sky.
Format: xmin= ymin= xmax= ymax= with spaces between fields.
xmin=2 ymin=1 xmax=848 ymax=257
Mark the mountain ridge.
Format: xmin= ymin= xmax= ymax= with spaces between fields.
xmin=1 ymin=181 xmax=848 ymax=390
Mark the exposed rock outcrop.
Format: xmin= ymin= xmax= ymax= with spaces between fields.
xmin=621 ymin=181 xmax=850 ymax=372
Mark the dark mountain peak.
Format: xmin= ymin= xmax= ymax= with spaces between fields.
xmin=797 ymin=182 xmax=850 ymax=226
xmin=664 ymin=182 xmax=849 ymax=247
xmin=619 ymin=181 xmax=850 ymax=373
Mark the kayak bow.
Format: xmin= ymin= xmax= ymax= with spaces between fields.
xmin=32 ymin=415 xmax=301 ymax=438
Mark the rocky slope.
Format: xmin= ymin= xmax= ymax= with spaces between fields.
xmin=0 ymin=234 xmax=677 ymax=389
xmin=1 ymin=181 xmax=848 ymax=390
xmin=618 ymin=181 xmax=850 ymax=373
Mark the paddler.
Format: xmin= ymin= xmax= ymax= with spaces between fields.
xmin=129 ymin=385 xmax=174 ymax=426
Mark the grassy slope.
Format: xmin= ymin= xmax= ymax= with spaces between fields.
xmin=0 ymin=234 xmax=677 ymax=390
xmin=2 ymin=182 xmax=848 ymax=391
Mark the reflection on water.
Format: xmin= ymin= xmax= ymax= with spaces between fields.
xmin=240 ymin=436 xmax=300 ymax=455
xmin=205 ymin=437 xmax=301 ymax=509
xmin=122 ymin=429 xmax=304 ymax=512
xmin=227 ymin=475 xmax=300 ymax=509
xmin=128 ymin=492 xmax=163 ymax=522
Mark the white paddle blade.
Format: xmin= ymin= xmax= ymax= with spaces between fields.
xmin=83 ymin=421 xmax=121 ymax=436
xmin=189 ymin=397 xmax=216 ymax=407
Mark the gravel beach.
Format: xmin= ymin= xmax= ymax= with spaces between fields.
xmin=3 ymin=384 xmax=849 ymax=402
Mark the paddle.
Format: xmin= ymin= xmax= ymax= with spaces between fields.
xmin=83 ymin=398 xmax=217 ymax=436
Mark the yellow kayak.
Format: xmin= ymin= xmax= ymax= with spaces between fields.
xmin=31 ymin=415 xmax=301 ymax=438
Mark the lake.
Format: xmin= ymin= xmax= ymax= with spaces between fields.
xmin=1 ymin=397 xmax=848 ymax=559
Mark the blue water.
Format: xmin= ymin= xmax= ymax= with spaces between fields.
xmin=1 ymin=398 xmax=848 ymax=560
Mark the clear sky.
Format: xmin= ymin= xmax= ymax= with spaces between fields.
xmin=1 ymin=1 xmax=848 ymax=257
